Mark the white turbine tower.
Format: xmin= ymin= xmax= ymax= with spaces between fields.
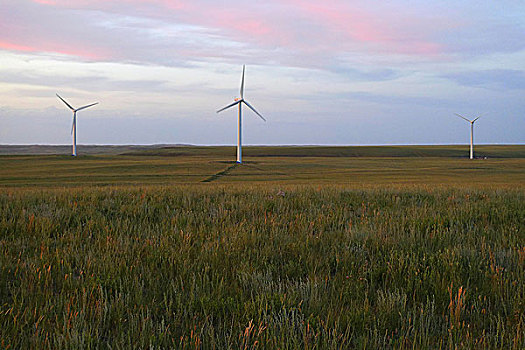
xmin=56 ymin=94 xmax=98 ymax=156
xmin=455 ymin=113 xmax=481 ymax=160
xmin=217 ymin=65 xmax=266 ymax=164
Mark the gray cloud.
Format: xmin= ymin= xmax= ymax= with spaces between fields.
xmin=443 ymin=69 xmax=525 ymax=90
xmin=3 ymin=1 xmax=525 ymax=71
xmin=0 ymin=71 xmax=169 ymax=93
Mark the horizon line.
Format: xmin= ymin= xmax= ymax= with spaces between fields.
xmin=1 ymin=143 xmax=524 ymax=147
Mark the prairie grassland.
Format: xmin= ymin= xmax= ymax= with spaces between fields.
xmin=0 ymin=147 xmax=524 ymax=348
xmin=0 ymin=148 xmax=524 ymax=188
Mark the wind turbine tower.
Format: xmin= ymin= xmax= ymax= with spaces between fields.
xmin=217 ymin=65 xmax=266 ymax=164
xmin=455 ymin=113 xmax=481 ymax=160
xmin=56 ymin=94 xmax=98 ymax=156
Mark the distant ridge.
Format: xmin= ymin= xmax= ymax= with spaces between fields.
xmin=0 ymin=145 xmax=524 ymax=158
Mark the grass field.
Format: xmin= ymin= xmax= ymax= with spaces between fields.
xmin=1 ymin=145 xmax=524 ymax=188
xmin=0 ymin=145 xmax=524 ymax=348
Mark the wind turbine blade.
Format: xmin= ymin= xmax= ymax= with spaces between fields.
xmin=56 ymin=93 xmax=75 ymax=111
xmin=472 ymin=117 xmax=480 ymax=123
xmin=454 ymin=113 xmax=471 ymax=123
xmin=76 ymin=102 xmax=98 ymax=111
xmin=240 ymin=65 xmax=245 ymax=99
xmin=217 ymin=100 xmax=241 ymax=113
xmin=243 ymin=100 xmax=266 ymax=122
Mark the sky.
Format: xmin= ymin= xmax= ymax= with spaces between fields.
xmin=1 ymin=0 xmax=524 ymax=145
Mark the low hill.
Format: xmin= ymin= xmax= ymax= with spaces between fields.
xmin=1 ymin=144 xmax=522 ymax=158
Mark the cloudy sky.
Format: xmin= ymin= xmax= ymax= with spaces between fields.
xmin=1 ymin=0 xmax=524 ymax=145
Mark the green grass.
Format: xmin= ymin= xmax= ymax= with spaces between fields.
xmin=0 ymin=145 xmax=524 ymax=188
xmin=0 ymin=146 xmax=524 ymax=348
xmin=121 ymin=145 xmax=525 ymax=159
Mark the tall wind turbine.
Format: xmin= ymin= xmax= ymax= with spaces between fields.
xmin=56 ymin=94 xmax=98 ymax=156
xmin=217 ymin=65 xmax=266 ymax=164
xmin=455 ymin=113 xmax=481 ymax=160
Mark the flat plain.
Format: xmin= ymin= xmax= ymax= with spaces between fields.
xmin=1 ymin=145 xmax=524 ymax=187
xmin=0 ymin=145 xmax=524 ymax=348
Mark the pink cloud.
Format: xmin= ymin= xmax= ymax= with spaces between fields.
xmin=11 ymin=0 xmax=445 ymax=66
xmin=281 ymin=0 xmax=443 ymax=55
xmin=30 ymin=0 xmax=186 ymax=10
xmin=0 ymin=41 xmax=36 ymax=53
xmin=33 ymin=0 xmax=58 ymax=4
xmin=0 ymin=39 xmax=108 ymax=60
xmin=44 ymin=44 xmax=108 ymax=60
xmin=188 ymin=1 xmax=444 ymax=57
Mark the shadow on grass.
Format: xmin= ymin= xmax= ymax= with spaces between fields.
xmin=201 ymin=163 xmax=239 ymax=183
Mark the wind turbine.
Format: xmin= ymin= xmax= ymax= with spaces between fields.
xmin=56 ymin=93 xmax=98 ymax=156
xmin=455 ymin=113 xmax=481 ymax=159
xmin=217 ymin=65 xmax=266 ymax=164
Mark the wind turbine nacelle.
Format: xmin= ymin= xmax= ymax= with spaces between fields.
xmin=234 ymin=97 xmax=241 ymax=101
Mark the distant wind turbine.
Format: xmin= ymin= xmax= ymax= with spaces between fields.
xmin=455 ymin=113 xmax=482 ymax=159
xmin=56 ymin=93 xmax=98 ymax=156
xmin=217 ymin=65 xmax=266 ymax=164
